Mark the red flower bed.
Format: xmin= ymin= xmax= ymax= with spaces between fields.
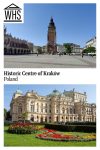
xmin=36 ymin=128 xmax=76 ymax=141
xmin=36 ymin=128 xmax=96 ymax=142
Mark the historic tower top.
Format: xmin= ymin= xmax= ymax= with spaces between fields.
xmin=4 ymin=25 xmax=7 ymax=35
xmin=47 ymin=17 xmax=57 ymax=54
xmin=49 ymin=17 xmax=56 ymax=28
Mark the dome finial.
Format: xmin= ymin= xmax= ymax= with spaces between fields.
xmin=50 ymin=16 xmax=53 ymax=22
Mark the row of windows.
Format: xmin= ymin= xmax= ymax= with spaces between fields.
xmin=74 ymin=94 xmax=86 ymax=101
xmin=17 ymin=103 xmax=95 ymax=115
xmin=30 ymin=115 xmax=79 ymax=122
xmin=56 ymin=108 xmax=75 ymax=114
xmin=30 ymin=105 xmax=76 ymax=114
xmin=31 ymin=104 xmax=51 ymax=113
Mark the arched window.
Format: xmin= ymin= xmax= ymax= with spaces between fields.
xmin=41 ymin=116 xmax=43 ymax=122
xmin=45 ymin=103 xmax=47 ymax=113
xmin=74 ymin=108 xmax=75 ymax=114
xmin=70 ymin=108 xmax=73 ymax=114
xmin=56 ymin=116 xmax=58 ymax=122
xmin=49 ymin=116 xmax=51 ymax=122
xmin=56 ymin=109 xmax=58 ymax=113
xmin=70 ymin=117 xmax=72 ymax=120
xmin=66 ymin=108 xmax=69 ymax=114
xmin=49 ymin=105 xmax=51 ymax=113
xmin=31 ymin=116 xmax=34 ymax=122
xmin=41 ymin=103 xmax=43 ymax=113
xmin=31 ymin=104 xmax=34 ymax=112
xmin=45 ymin=103 xmax=47 ymax=108
xmin=18 ymin=103 xmax=22 ymax=114
xmin=37 ymin=116 xmax=39 ymax=122
xmin=37 ymin=103 xmax=39 ymax=112
xmin=62 ymin=107 xmax=65 ymax=114
xmin=45 ymin=116 xmax=47 ymax=122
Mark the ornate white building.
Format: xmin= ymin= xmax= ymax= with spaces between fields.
xmin=10 ymin=89 xmax=96 ymax=123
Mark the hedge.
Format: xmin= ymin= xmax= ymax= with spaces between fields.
xmin=45 ymin=123 xmax=96 ymax=133
xmin=65 ymin=122 xmax=96 ymax=126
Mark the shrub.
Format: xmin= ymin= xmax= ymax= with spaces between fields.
xmin=4 ymin=121 xmax=12 ymax=126
xmin=65 ymin=122 xmax=96 ymax=126
xmin=45 ymin=123 xmax=96 ymax=133
xmin=8 ymin=122 xmax=37 ymax=134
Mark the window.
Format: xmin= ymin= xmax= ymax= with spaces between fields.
xmin=18 ymin=106 xmax=22 ymax=114
xmin=49 ymin=116 xmax=51 ymax=122
xmin=45 ymin=103 xmax=47 ymax=108
xmin=66 ymin=108 xmax=69 ymax=114
xmin=56 ymin=109 xmax=58 ymax=113
xmin=18 ymin=103 xmax=22 ymax=114
xmin=31 ymin=105 xmax=34 ymax=112
xmin=56 ymin=116 xmax=58 ymax=122
xmin=31 ymin=116 xmax=34 ymax=122
xmin=74 ymin=108 xmax=75 ymax=114
xmin=62 ymin=107 xmax=65 ymax=114
xmin=37 ymin=103 xmax=39 ymax=112
xmin=70 ymin=108 xmax=73 ymax=114
xmin=49 ymin=105 xmax=51 ymax=113
xmin=45 ymin=116 xmax=47 ymax=122
xmin=45 ymin=103 xmax=47 ymax=113
xmin=70 ymin=117 xmax=72 ymax=120
xmin=41 ymin=103 xmax=43 ymax=113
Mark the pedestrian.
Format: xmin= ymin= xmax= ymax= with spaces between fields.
xmin=59 ymin=53 xmax=61 ymax=56
xmin=37 ymin=52 xmax=38 ymax=56
xmin=82 ymin=53 xmax=83 ymax=58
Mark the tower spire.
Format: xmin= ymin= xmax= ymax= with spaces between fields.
xmin=4 ymin=25 xmax=7 ymax=35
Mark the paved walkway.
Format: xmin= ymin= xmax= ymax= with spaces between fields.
xmin=4 ymin=54 xmax=96 ymax=68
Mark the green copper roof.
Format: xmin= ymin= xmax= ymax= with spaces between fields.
xmin=48 ymin=89 xmax=61 ymax=96
xmin=16 ymin=90 xmax=22 ymax=94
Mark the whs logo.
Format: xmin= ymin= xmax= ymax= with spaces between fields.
xmin=4 ymin=3 xmax=22 ymax=22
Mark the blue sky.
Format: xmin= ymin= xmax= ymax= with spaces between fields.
xmin=4 ymin=84 xmax=96 ymax=110
xmin=5 ymin=3 xmax=96 ymax=47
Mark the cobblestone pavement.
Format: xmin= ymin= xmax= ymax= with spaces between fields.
xmin=4 ymin=54 xmax=96 ymax=68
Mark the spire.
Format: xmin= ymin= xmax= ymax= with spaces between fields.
xmin=4 ymin=25 xmax=7 ymax=35
xmin=49 ymin=17 xmax=55 ymax=28
xmin=50 ymin=16 xmax=53 ymax=22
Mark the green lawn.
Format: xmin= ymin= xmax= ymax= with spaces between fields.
xmin=4 ymin=126 xmax=96 ymax=147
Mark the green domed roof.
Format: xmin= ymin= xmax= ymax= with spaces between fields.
xmin=16 ymin=90 xmax=22 ymax=94
xmin=48 ymin=89 xmax=61 ymax=97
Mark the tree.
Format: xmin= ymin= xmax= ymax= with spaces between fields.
xmin=37 ymin=47 xmax=42 ymax=54
xmin=83 ymin=46 xmax=96 ymax=53
xmin=4 ymin=108 xmax=7 ymax=121
xmin=4 ymin=109 xmax=12 ymax=121
xmin=63 ymin=43 xmax=72 ymax=54
xmin=6 ymin=110 xmax=12 ymax=121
